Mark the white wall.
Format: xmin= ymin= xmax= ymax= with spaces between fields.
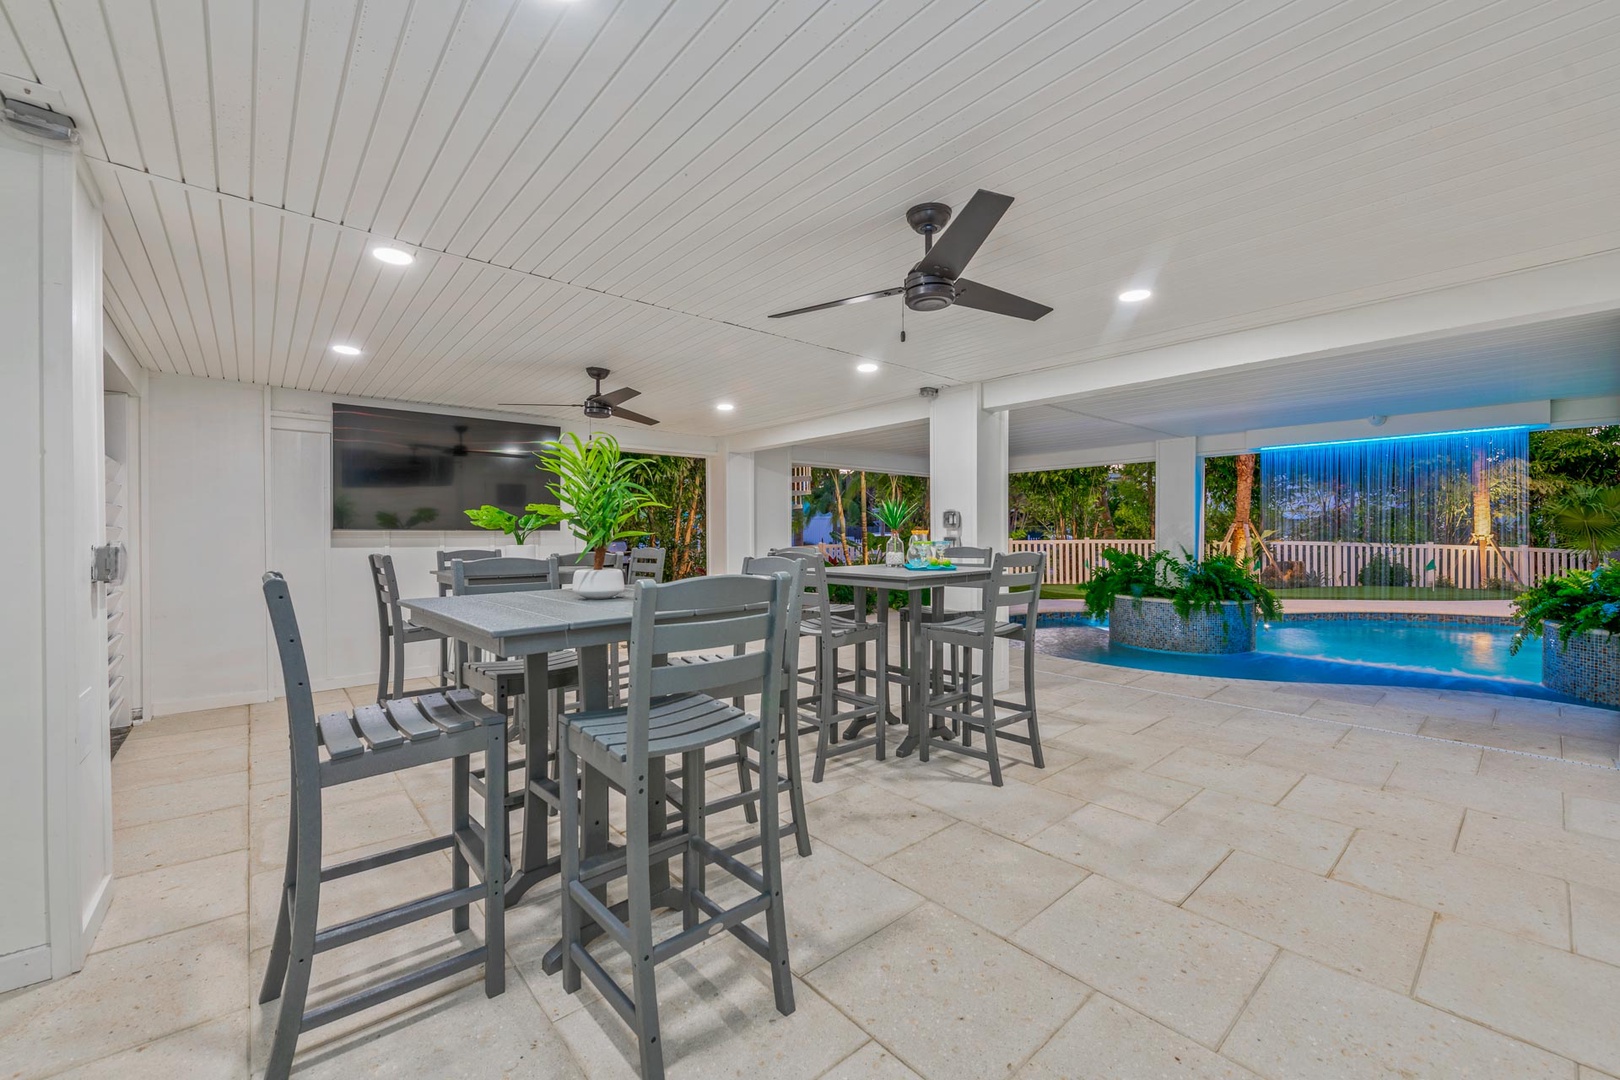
xmin=143 ymin=377 xmax=715 ymax=715
xmin=0 ymin=130 xmax=110 ymax=990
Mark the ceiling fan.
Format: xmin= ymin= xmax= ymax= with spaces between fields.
xmin=500 ymin=366 xmax=659 ymax=426
xmin=768 ymin=189 xmax=1052 ymax=322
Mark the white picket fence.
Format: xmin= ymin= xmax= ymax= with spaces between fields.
xmin=1008 ymin=538 xmax=1592 ymax=588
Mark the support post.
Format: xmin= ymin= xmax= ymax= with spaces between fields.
xmin=1155 ymin=437 xmax=1204 ymax=559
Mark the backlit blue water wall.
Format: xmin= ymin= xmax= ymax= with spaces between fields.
xmin=1259 ymin=428 xmax=1529 ymax=545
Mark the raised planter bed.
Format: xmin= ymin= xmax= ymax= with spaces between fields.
xmin=1109 ymin=595 xmax=1257 ymax=654
xmin=1543 ymin=622 xmax=1620 ymax=707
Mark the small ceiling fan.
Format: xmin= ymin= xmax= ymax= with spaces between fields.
xmin=768 ymin=189 xmax=1052 ymax=322
xmin=500 ymin=366 xmax=659 ymax=426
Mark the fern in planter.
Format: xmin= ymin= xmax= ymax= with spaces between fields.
xmin=1083 ymin=548 xmax=1280 ymax=621
xmin=1510 ymin=561 xmax=1620 ymax=655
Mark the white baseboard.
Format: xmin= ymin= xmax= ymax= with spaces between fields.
xmin=80 ymin=874 xmax=113 ymax=961
xmin=0 ymin=944 xmax=52 ymax=994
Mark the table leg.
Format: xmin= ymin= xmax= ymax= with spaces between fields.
xmin=507 ymin=651 xmax=558 ymax=904
xmin=897 ymin=589 xmax=925 ymax=756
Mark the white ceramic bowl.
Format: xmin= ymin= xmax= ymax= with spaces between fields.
xmin=572 ymin=567 xmax=625 ymax=599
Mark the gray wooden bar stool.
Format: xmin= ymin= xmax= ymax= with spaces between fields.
xmin=557 ymin=573 xmax=796 ymax=1080
xmin=259 ymin=572 xmax=506 ymax=1080
xmin=368 ymin=553 xmax=449 ymax=704
xmin=448 ymin=556 xmax=580 ymax=874
xmin=917 ymin=551 xmax=1047 ymax=785
xmin=783 ymin=551 xmax=890 ymax=782
xmin=436 ymin=548 xmax=499 ymax=682
xmin=665 ymin=554 xmax=814 ymax=858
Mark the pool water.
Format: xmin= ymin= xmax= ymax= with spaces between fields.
xmin=1260 ymin=620 xmax=1540 ymax=683
xmin=1029 ymin=614 xmax=1570 ymax=702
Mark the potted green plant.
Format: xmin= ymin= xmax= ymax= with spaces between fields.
xmin=463 ymin=504 xmax=545 ymax=548
xmin=1510 ymin=561 xmax=1620 ymax=706
xmin=1084 ymin=548 xmax=1281 ymax=653
xmin=871 ymin=498 xmax=914 ymax=567
xmin=525 ymin=433 xmax=664 ymax=597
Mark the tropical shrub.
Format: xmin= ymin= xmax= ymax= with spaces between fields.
xmin=463 ymin=504 xmax=543 ymax=544
xmin=1357 ymin=552 xmax=1412 ymax=588
xmin=1084 ymin=548 xmax=1280 ymax=621
xmin=1510 ymin=561 xmax=1620 ymax=654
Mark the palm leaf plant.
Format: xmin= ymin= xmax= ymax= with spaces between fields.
xmin=524 ymin=433 xmax=665 ymax=568
xmin=463 ymin=504 xmax=545 ymax=545
xmin=872 ymin=497 xmax=914 ymax=535
xmin=1548 ymin=484 xmax=1620 ymax=565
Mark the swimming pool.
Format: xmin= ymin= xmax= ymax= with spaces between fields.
xmin=1028 ymin=613 xmax=1572 ymax=701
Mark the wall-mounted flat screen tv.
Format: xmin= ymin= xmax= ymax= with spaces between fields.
xmin=331 ymin=404 xmax=560 ymax=532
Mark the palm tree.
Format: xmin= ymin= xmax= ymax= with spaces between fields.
xmin=1549 ymin=484 xmax=1620 ymax=564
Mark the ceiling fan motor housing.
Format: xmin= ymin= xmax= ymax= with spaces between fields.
xmin=904 ymin=270 xmax=956 ymax=311
xmin=583 ymin=399 xmax=612 ymax=420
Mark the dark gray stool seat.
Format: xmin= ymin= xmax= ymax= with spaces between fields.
xmin=259 ymin=573 xmax=507 ymax=1080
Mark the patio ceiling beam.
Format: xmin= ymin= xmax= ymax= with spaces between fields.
xmin=789 ymin=446 xmax=929 ymax=477
xmin=723 ymin=398 xmax=930 ymax=453
xmin=981 ymin=250 xmax=1620 ymax=415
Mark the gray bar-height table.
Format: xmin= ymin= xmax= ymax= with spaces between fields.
xmin=822 ymin=563 xmax=994 ymax=756
xmin=400 ymin=587 xmax=675 ymax=971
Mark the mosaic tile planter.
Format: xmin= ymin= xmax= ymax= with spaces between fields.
xmin=1542 ymin=622 xmax=1620 ymax=707
xmin=1109 ymin=596 xmax=1257 ymax=654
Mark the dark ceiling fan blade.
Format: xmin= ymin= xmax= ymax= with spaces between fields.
xmin=921 ymin=189 xmax=1014 ymax=279
xmin=607 ymin=405 xmax=660 ymax=426
xmin=595 ymin=386 xmax=641 ymax=407
xmin=768 ymin=286 xmax=904 ymax=319
xmin=497 ymin=401 xmax=586 ymax=407
xmin=952 ymin=279 xmax=1052 ymax=321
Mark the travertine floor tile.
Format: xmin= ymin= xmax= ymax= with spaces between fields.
xmin=93 ymin=850 xmax=249 ymax=954
xmin=1014 ymin=994 xmax=1260 ymax=1080
xmin=1014 ymin=876 xmax=1275 ymax=1048
xmin=113 ymin=772 xmax=248 ymax=829
xmin=877 ymin=821 xmax=1085 ymax=936
xmin=907 ymin=773 xmax=1083 ymax=842
xmin=1383 ymin=761 xmax=1564 ymax=825
xmin=1416 ymin=917 xmax=1620 ymax=1075
xmin=1336 ymin=729 xmax=1484 ymax=774
xmin=1185 ymin=853 xmax=1432 ymax=993
xmin=113 ymin=803 xmax=248 ymax=875
xmin=50 ymin=1011 xmax=249 ymax=1080
xmin=1036 ymin=757 xmax=1200 ymax=822
xmin=1245 ymin=736 xmax=1395 ymax=788
xmin=1224 ymin=952 xmax=1569 ymax=1080
xmin=1476 ymin=752 xmax=1620 ymax=803
xmin=0 ymin=916 xmax=248 ymax=1079
xmin=805 ymin=784 xmax=953 ymax=865
xmin=819 ymin=1041 xmax=926 ymax=1080
xmin=1279 ymin=774 xmax=1463 ymax=847
xmin=1161 ymin=789 xmax=1352 ymax=874
xmin=1148 ymin=747 xmax=1301 ymax=804
xmin=111 ymin=743 xmax=249 ymax=788
xmin=809 ymin=904 xmax=1086 ymax=1080
xmin=1333 ymin=830 xmax=1570 ymax=949
xmin=1568 ymin=795 xmax=1620 ymax=841
xmin=1456 ymin=811 xmax=1620 ymax=893
xmin=1048 ymin=725 xmax=1178 ymax=769
xmin=1027 ymin=803 xmax=1230 ymax=904
xmin=1571 ymin=883 xmax=1620 ymax=967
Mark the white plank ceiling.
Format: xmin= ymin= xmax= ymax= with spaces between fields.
xmin=5 ymin=0 xmax=1620 ymax=437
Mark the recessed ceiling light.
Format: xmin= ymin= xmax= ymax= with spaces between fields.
xmin=715 ymin=402 xmax=735 ymax=412
xmin=1118 ymin=288 xmax=1152 ymax=303
xmin=330 ymin=344 xmax=362 ymax=356
xmin=371 ymin=246 xmax=414 ymax=266
xmin=856 ymin=361 xmax=879 ymax=373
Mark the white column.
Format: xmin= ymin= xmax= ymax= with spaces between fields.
xmin=0 ymin=128 xmax=110 ymax=991
xmin=928 ymin=385 xmax=1009 ymax=552
xmin=929 ymin=384 xmax=1010 ymax=687
xmin=1155 ymin=436 xmax=1204 ymax=557
xmin=707 ymin=446 xmax=793 ymax=574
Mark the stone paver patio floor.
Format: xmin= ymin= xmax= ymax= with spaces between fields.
xmin=4 ymin=642 xmax=1619 ymax=1079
